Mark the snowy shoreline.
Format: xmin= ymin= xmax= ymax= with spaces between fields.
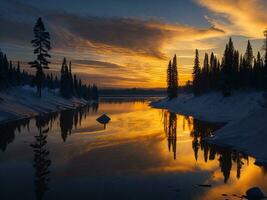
xmin=151 ymin=91 xmax=267 ymax=165
xmin=0 ymin=86 xmax=90 ymax=124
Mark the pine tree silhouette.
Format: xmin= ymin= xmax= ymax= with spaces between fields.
xmin=166 ymin=55 xmax=178 ymax=99
xmin=29 ymin=18 xmax=51 ymax=97
xmin=192 ymin=49 xmax=201 ymax=95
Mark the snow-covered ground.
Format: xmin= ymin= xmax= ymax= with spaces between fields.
xmin=151 ymin=91 xmax=267 ymax=164
xmin=0 ymin=86 xmax=88 ymax=123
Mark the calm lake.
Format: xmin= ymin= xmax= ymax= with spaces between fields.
xmin=0 ymin=100 xmax=266 ymax=200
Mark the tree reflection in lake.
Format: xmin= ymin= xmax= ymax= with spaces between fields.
xmin=163 ymin=111 xmax=177 ymax=160
xmin=163 ymin=110 xmax=249 ymax=183
xmin=30 ymin=116 xmax=51 ymax=200
xmin=0 ymin=102 xmax=266 ymax=199
xmin=0 ymin=103 xmax=99 ymax=152
xmin=60 ymin=103 xmax=99 ymax=142
xmin=0 ymin=118 xmax=30 ymax=152
xmin=28 ymin=103 xmax=99 ymax=199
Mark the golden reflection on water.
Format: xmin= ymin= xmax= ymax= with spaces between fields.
xmin=54 ymin=102 xmax=267 ymax=199
xmin=1 ymin=101 xmax=267 ymax=200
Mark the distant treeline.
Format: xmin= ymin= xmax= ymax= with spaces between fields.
xmin=192 ymin=34 xmax=267 ymax=96
xmin=167 ymin=30 xmax=267 ymax=98
xmin=0 ymin=52 xmax=98 ymax=100
xmin=0 ymin=17 xmax=98 ymax=101
xmin=99 ymin=88 xmax=166 ymax=96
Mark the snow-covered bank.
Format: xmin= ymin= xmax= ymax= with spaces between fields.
xmin=0 ymin=86 xmax=89 ymax=123
xmin=151 ymin=91 xmax=267 ymax=164
xmin=151 ymin=91 xmax=264 ymax=123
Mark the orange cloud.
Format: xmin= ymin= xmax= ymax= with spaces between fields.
xmin=0 ymin=0 xmax=229 ymax=88
xmin=197 ymin=0 xmax=267 ymax=38
xmin=48 ymin=14 xmax=225 ymax=60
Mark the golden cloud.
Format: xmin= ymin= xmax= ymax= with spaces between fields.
xmin=197 ymin=0 xmax=267 ymax=38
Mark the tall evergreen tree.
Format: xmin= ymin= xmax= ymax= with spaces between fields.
xmin=167 ymin=60 xmax=172 ymax=99
xmin=16 ymin=62 xmax=21 ymax=86
xmin=210 ymin=52 xmax=219 ymax=90
xmin=192 ymin=49 xmax=201 ymax=95
xmin=60 ymin=58 xmax=69 ymax=97
xmin=29 ymin=17 xmax=51 ymax=97
xmin=69 ymin=61 xmax=74 ymax=95
xmin=73 ymin=74 xmax=79 ymax=96
xmin=233 ymin=50 xmax=239 ymax=88
xmin=0 ymin=51 xmax=9 ymax=89
xmin=244 ymin=40 xmax=254 ymax=86
xmin=221 ymin=38 xmax=235 ymax=96
xmin=166 ymin=55 xmax=178 ymax=99
xmin=253 ymin=52 xmax=263 ymax=88
xmin=202 ymin=53 xmax=210 ymax=91
xmin=171 ymin=55 xmax=178 ymax=98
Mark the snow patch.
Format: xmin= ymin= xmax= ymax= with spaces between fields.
xmin=0 ymin=86 xmax=89 ymax=123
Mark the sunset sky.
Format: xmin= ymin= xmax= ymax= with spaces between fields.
xmin=0 ymin=0 xmax=266 ymax=88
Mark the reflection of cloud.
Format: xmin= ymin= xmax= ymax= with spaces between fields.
xmin=201 ymin=159 xmax=267 ymax=200
xmin=197 ymin=0 xmax=267 ymax=38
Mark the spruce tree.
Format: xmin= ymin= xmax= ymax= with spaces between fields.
xmin=202 ymin=53 xmax=210 ymax=91
xmin=78 ymin=79 xmax=82 ymax=97
xmin=29 ymin=17 xmax=51 ymax=97
xmin=0 ymin=51 xmax=8 ymax=89
xmin=171 ymin=55 xmax=178 ymax=98
xmin=210 ymin=53 xmax=219 ymax=90
xmin=73 ymin=74 xmax=79 ymax=96
xmin=221 ymin=38 xmax=235 ymax=96
xmin=69 ymin=61 xmax=74 ymax=95
xmin=244 ymin=40 xmax=254 ymax=86
xmin=192 ymin=49 xmax=201 ymax=95
xmin=167 ymin=60 xmax=172 ymax=98
xmin=233 ymin=50 xmax=239 ymax=88
xmin=239 ymin=54 xmax=246 ymax=87
xmin=253 ymin=52 xmax=261 ymax=88
xmin=60 ymin=58 xmax=69 ymax=97
xmin=16 ymin=62 xmax=21 ymax=86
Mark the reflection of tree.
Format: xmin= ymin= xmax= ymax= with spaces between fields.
xmin=60 ymin=110 xmax=74 ymax=142
xmin=188 ymin=117 xmax=249 ymax=183
xmin=232 ymin=151 xmax=247 ymax=179
xmin=0 ymin=103 xmax=99 ymax=149
xmin=0 ymin=118 xmax=30 ymax=152
xmin=60 ymin=103 xmax=99 ymax=142
xmin=92 ymin=102 xmax=99 ymax=113
xmin=163 ymin=111 xmax=177 ymax=160
xmin=219 ymin=149 xmax=232 ymax=183
xmin=31 ymin=116 xmax=51 ymax=200
xmin=190 ymin=119 xmax=217 ymax=162
xmin=36 ymin=112 xmax=58 ymax=129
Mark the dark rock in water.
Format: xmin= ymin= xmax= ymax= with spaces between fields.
xmin=246 ymin=187 xmax=267 ymax=200
xmin=96 ymin=114 xmax=111 ymax=124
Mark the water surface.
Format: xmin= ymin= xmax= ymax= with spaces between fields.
xmin=0 ymin=101 xmax=266 ymax=200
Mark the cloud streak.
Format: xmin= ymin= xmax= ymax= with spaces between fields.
xmin=0 ymin=0 xmax=238 ymax=88
xmin=1 ymin=0 xmax=225 ymax=59
xmin=197 ymin=0 xmax=267 ymax=38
